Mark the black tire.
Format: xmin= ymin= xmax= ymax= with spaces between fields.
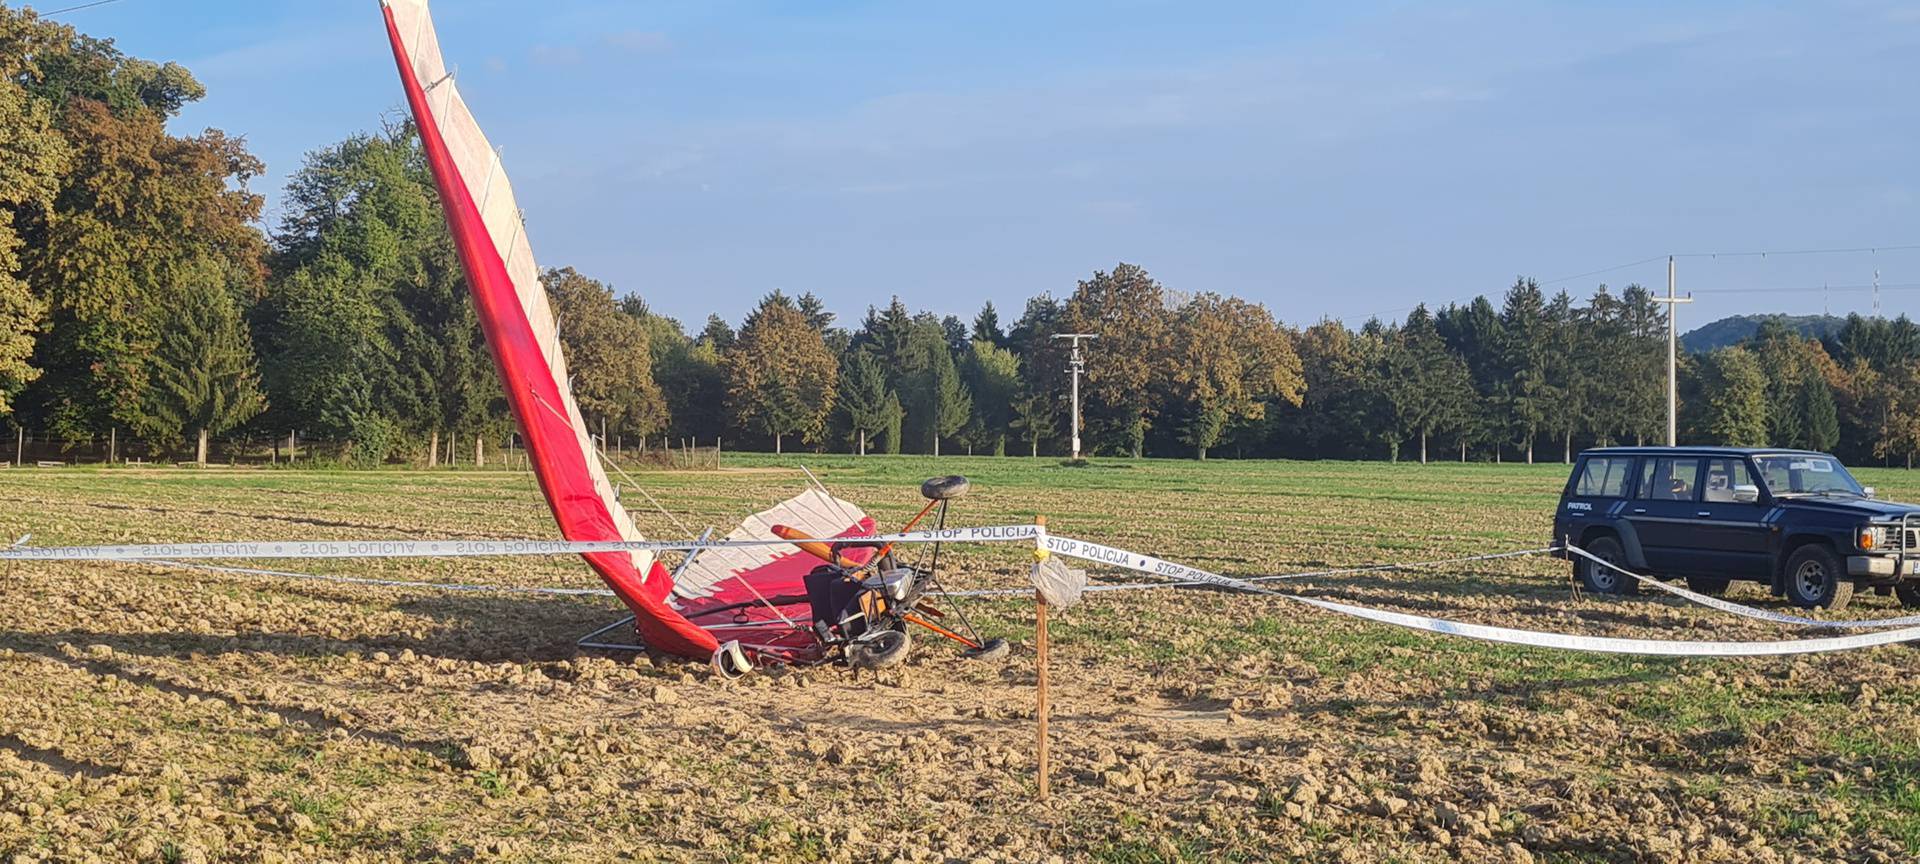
xmin=847 ymin=629 xmax=911 ymax=669
xmin=1783 ymin=544 xmax=1855 ymax=611
xmin=920 ymin=475 xmax=971 ymax=501
xmin=962 ymin=637 xmax=1010 ymax=662
xmin=1577 ymin=536 xmax=1640 ymax=596
xmin=1898 ymin=583 xmax=1920 ymax=609
xmin=1684 ymin=576 xmax=1731 ymax=597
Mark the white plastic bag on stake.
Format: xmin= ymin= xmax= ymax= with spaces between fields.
xmin=1030 ymin=556 xmax=1087 ymax=611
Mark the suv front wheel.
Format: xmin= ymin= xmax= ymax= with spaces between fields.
xmin=1783 ymin=544 xmax=1855 ymax=611
xmin=1577 ymin=536 xmax=1640 ymax=596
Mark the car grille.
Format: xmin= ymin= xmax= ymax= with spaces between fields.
xmin=1906 ymin=529 xmax=1920 ymax=551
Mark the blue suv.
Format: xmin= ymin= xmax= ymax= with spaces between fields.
xmin=1553 ymin=447 xmax=1920 ymax=610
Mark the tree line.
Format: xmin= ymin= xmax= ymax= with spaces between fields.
xmin=8 ymin=7 xmax=1920 ymax=466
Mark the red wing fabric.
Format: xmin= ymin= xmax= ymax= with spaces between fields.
xmin=673 ymin=489 xmax=876 ymax=664
xmin=380 ymin=0 xmax=716 ymax=657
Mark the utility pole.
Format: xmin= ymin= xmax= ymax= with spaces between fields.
xmin=1650 ymin=256 xmax=1693 ymax=446
xmin=1051 ymin=333 xmax=1097 ymax=459
xmin=1874 ymin=268 xmax=1882 ymax=318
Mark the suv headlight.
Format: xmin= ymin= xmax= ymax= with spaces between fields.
xmin=1860 ymin=525 xmax=1888 ymax=551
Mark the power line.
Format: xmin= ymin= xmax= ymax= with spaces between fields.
xmin=1540 ymin=255 xmax=1669 ymax=286
xmin=39 ymin=0 xmax=125 ymax=17
xmin=1540 ymin=244 xmax=1920 ymax=287
xmin=1690 ymin=282 xmax=1920 ymax=295
xmin=1672 ymin=244 xmax=1920 ymax=260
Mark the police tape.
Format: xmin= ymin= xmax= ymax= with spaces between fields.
xmin=22 ymin=527 xmax=1920 ymax=657
xmin=1286 ymin=594 xmax=1920 ymax=656
xmin=1041 ymin=539 xmax=1920 ymax=656
xmin=136 ymin=559 xmax=619 ymax=597
xmin=944 ymin=546 xmax=1558 ymax=596
xmin=1563 ymin=543 xmax=1920 ymax=630
xmin=0 ymin=524 xmax=1048 ymax=563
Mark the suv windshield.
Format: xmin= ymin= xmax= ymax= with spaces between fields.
xmin=1754 ymin=454 xmax=1866 ymax=497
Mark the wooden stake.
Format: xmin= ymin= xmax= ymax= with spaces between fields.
xmin=1034 ymin=514 xmax=1051 ymax=802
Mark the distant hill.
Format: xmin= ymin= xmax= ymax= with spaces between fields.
xmin=1680 ymin=314 xmax=1848 ymax=353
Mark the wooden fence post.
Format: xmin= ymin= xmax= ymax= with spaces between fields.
xmin=1034 ymin=513 xmax=1051 ymax=802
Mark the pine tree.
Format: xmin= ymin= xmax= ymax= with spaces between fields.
xmin=1497 ymin=279 xmax=1551 ymax=462
xmin=1006 ymin=295 xmax=1064 ymax=455
xmin=972 ymin=302 xmax=1006 ymax=346
xmin=1384 ymin=306 xmax=1472 ymax=463
xmin=1799 ymin=372 xmax=1839 ymax=452
xmin=1434 ymin=297 xmax=1505 ymax=458
xmin=796 ymin=292 xmax=834 ymax=332
xmin=835 ymin=352 xmax=899 ymax=455
xmin=141 ymin=277 xmax=266 ymax=463
xmin=900 ymin=320 xmax=970 ymax=455
xmin=700 ymin=315 xmax=736 ymax=352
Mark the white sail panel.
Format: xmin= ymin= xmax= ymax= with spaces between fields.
xmin=674 ymin=490 xmax=871 ymax=600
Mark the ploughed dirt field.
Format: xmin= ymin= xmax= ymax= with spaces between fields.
xmin=4 ymin=456 xmax=1920 ymax=863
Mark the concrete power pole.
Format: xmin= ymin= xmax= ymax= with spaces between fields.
xmin=1051 ymin=333 xmax=1097 ymax=459
xmin=1650 ymin=255 xmax=1693 ymax=446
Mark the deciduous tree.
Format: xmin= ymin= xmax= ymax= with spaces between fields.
xmin=724 ymin=298 xmax=837 ymax=453
xmin=1168 ymin=294 xmax=1303 ymax=459
xmin=1064 ymin=263 xmax=1171 ymax=457
xmin=961 ymin=340 xmax=1020 ymax=455
xmin=543 ymin=266 xmax=668 ymax=440
xmin=1698 ymin=347 xmax=1769 ymax=447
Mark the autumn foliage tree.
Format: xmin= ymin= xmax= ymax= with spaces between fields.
xmin=544 ymin=267 xmax=668 ymax=441
xmin=1168 ymin=294 xmax=1303 ymax=459
xmin=1065 ymin=263 xmax=1172 ymax=457
xmin=9 ymin=10 xmax=267 ymax=439
xmin=724 ymin=295 xmax=838 ymax=453
xmin=0 ymin=76 xmax=65 ymax=416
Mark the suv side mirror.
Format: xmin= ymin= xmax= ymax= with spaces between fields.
xmin=1864 ymin=486 xmax=1877 ymax=499
xmin=1733 ymin=484 xmax=1760 ymax=504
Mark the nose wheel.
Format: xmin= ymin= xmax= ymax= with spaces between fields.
xmin=847 ymin=629 xmax=912 ymax=669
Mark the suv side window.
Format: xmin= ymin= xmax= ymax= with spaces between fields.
xmin=1574 ymin=456 xmax=1634 ymax=497
xmin=1637 ymin=457 xmax=1702 ymax=501
xmin=1702 ymin=457 xmax=1755 ymax=503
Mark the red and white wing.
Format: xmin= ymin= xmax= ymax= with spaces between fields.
xmin=673 ymin=489 xmax=875 ymax=663
xmin=380 ymin=0 xmax=716 ymax=657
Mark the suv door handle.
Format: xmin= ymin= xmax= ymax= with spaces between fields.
xmin=1697 ymin=511 xmax=1712 ymax=518
xmin=1631 ymin=508 xmax=1646 ymax=514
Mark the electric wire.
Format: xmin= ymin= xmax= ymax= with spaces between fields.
xmin=41 ymin=0 xmax=124 ymax=16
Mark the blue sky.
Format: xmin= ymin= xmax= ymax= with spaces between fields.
xmin=51 ymin=0 xmax=1920 ymax=329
